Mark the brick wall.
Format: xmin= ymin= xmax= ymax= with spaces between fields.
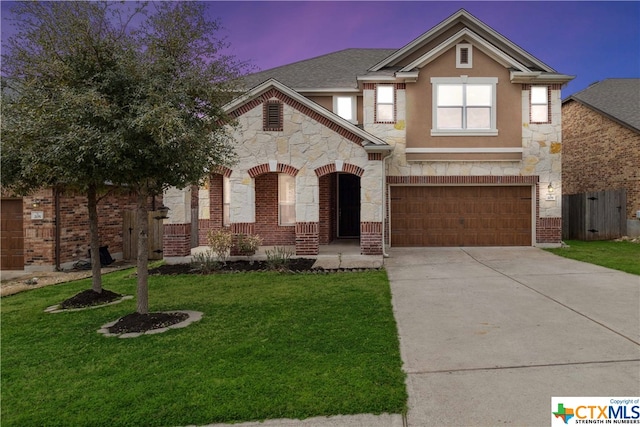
xmin=361 ymin=221 xmax=383 ymax=255
xmin=254 ymin=173 xmax=295 ymax=246
xmin=163 ymin=223 xmax=191 ymax=257
xmin=536 ymin=217 xmax=562 ymax=243
xmin=318 ymin=174 xmax=337 ymax=244
xmin=295 ymin=222 xmax=319 ymax=255
xmin=563 ymin=101 xmax=640 ymax=220
xmin=23 ymin=187 xmax=141 ymax=267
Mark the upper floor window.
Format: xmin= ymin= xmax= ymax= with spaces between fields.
xmin=530 ymin=86 xmax=550 ymax=123
xmin=375 ymin=84 xmax=395 ymax=123
xmin=278 ymin=174 xmax=295 ymax=226
xmin=263 ymin=100 xmax=283 ymax=131
xmin=431 ymin=77 xmax=498 ymax=136
xmin=333 ymin=96 xmax=357 ymax=123
xmin=456 ymin=44 xmax=473 ymax=68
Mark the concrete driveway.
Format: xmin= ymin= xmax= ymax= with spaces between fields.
xmin=386 ymin=247 xmax=640 ymax=426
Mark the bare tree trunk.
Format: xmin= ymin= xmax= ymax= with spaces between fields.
xmin=136 ymin=190 xmax=150 ymax=314
xmin=87 ymin=184 xmax=102 ymax=293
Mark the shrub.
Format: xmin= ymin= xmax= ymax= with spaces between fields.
xmin=236 ymin=234 xmax=263 ymax=264
xmin=207 ymin=229 xmax=233 ymax=264
xmin=190 ymin=250 xmax=221 ymax=273
xmin=265 ymin=246 xmax=294 ymax=271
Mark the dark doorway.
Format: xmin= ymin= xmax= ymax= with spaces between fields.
xmin=337 ymin=174 xmax=360 ymax=237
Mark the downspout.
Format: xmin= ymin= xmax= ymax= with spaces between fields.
xmin=381 ymin=148 xmax=394 ymax=258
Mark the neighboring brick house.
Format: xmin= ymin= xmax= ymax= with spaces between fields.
xmin=0 ymin=187 xmax=158 ymax=272
xmin=562 ymin=79 xmax=640 ymax=237
xmin=163 ymin=9 xmax=574 ymax=258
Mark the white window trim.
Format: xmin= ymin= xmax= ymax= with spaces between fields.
xmin=456 ymin=43 xmax=473 ymax=68
xmin=430 ymin=76 xmax=498 ymax=136
xmin=333 ymin=95 xmax=358 ymax=124
xmin=223 ymin=176 xmax=230 ymax=226
xmin=278 ymin=174 xmax=296 ymax=226
xmin=530 ymin=86 xmax=550 ymax=123
xmin=376 ymin=84 xmax=395 ymax=123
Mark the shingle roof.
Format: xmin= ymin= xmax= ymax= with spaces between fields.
xmin=241 ymin=48 xmax=397 ymax=90
xmin=564 ymin=79 xmax=640 ymax=132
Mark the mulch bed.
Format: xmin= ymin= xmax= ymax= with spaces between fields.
xmin=60 ymin=289 xmax=122 ymax=309
xmin=107 ymin=312 xmax=189 ymax=334
xmin=150 ymin=258 xmax=317 ymax=275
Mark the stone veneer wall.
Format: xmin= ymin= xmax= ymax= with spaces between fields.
xmin=562 ymin=101 xmax=640 ymax=223
xmin=364 ymin=83 xmax=564 ymax=245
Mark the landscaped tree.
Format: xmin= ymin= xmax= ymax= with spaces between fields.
xmin=2 ymin=1 xmax=246 ymax=314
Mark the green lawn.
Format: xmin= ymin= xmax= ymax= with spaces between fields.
xmin=1 ymin=269 xmax=407 ymax=427
xmin=546 ymin=240 xmax=640 ymax=275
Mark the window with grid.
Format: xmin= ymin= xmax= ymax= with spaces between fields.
xmin=530 ymin=86 xmax=550 ymax=123
xmin=431 ymin=77 xmax=497 ymax=135
xmin=376 ymin=85 xmax=395 ymax=123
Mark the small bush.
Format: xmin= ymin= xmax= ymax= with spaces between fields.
xmin=265 ymin=246 xmax=294 ymax=271
xmin=207 ymin=229 xmax=233 ymax=264
xmin=190 ymin=250 xmax=221 ymax=273
xmin=236 ymin=234 xmax=262 ymax=264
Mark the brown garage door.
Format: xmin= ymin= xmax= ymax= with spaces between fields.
xmin=1 ymin=199 xmax=24 ymax=270
xmin=391 ymin=186 xmax=532 ymax=247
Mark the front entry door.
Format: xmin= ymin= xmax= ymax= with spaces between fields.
xmin=337 ymin=174 xmax=360 ymax=237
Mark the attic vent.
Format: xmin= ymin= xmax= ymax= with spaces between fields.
xmin=460 ymin=48 xmax=469 ymax=64
xmin=456 ymin=43 xmax=472 ymax=69
xmin=263 ymin=101 xmax=283 ymax=131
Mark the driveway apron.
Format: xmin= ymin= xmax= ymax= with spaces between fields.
xmin=386 ymin=247 xmax=640 ymax=426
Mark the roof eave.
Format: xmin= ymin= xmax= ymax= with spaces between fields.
xmin=510 ymin=71 xmax=575 ymax=85
xmin=370 ymin=9 xmax=557 ymax=73
xmin=223 ymin=78 xmax=390 ymax=147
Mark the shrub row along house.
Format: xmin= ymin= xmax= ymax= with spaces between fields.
xmin=161 ymin=9 xmax=574 ymax=259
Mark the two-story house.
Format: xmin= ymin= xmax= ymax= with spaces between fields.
xmin=162 ymin=9 xmax=574 ymax=258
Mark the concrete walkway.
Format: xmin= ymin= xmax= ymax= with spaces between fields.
xmin=386 ymin=247 xmax=640 ymax=426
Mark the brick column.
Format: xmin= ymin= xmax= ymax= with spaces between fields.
xmin=360 ymin=222 xmax=382 ymax=255
xmin=163 ymin=224 xmax=191 ymax=257
xmin=295 ymin=222 xmax=319 ymax=256
xmin=536 ymin=217 xmax=562 ymax=244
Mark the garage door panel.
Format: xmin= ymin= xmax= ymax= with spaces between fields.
xmin=391 ymin=186 xmax=532 ymax=247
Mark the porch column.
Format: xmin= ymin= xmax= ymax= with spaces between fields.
xmin=162 ymin=186 xmax=192 ymax=258
xmin=295 ymin=173 xmax=319 ymax=255
xmin=360 ymin=157 xmax=384 ymax=255
xmin=295 ymin=222 xmax=319 ymax=255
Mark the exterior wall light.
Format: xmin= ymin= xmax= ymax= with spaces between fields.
xmin=546 ymin=182 xmax=557 ymax=201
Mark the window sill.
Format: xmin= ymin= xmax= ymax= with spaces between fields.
xmin=431 ymin=129 xmax=498 ymax=137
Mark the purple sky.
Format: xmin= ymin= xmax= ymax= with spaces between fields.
xmin=2 ymin=1 xmax=639 ymax=97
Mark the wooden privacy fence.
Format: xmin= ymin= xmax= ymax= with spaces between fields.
xmin=562 ymin=189 xmax=627 ymax=240
xmin=123 ymin=210 xmax=165 ymax=260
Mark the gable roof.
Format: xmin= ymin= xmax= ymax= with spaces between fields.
xmin=369 ymin=9 xmax=572 ymax=84
xmin=240 ymin=9 xmax=572 ymax=90
xmin=563 ymin=79 xmax=640 ymax=132
xmin=224 ymin=79 xmax=392 ymax=151
xmin=240 ymin=49 xmax=397 ymax=91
